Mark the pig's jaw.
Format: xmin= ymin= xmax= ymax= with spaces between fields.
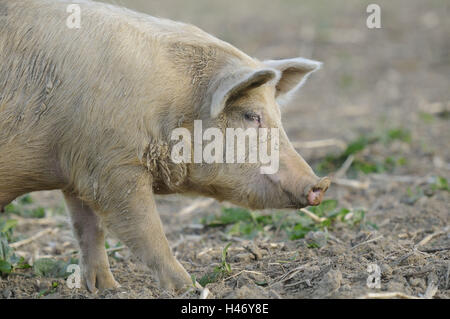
xmin=177 ymin=162 xmax=330 ymax=210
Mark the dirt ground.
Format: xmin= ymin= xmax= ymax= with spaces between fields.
xmin=0 ymin=0 xmax=449 ymax=299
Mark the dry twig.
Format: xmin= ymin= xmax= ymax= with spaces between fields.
xmin=224 ymin=270 xmax=264 ymax=281
xmin=416 ymin=231 xmax=446 ymax=247
xmin=361 ymin=292 xmax=420 ymax=299
xmin=299 ymin=208 xmax=326 ymax=223
xmin=10 ymin=228 xmax=58 ymax=249
xmin=332 ymin=178 xmax=370 ymax=190
xmin=179 ymin=198 xmax=215 ymax=216
xmin=334 ymin=155 xmax=354 ymax=178
xmin=418 ymin=247 xmax=450 ymax=253
xmin=351 ymin=235 xmax=384 ymax=250
xmin=370 ymin=174 xmax=429 ymax=184
xmin=291 ymin=139 xmax=347 ymax=150
xmin=269 ymin=263 xmax=312 ymax=286
xmin=12 ymin=216 xmax=62 ymax=225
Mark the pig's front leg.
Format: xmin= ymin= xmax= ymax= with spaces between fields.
xmin=63 ymin=192 xmax=120 ymax=292
xmin=101 ymin=177 xmax=194 ymax=292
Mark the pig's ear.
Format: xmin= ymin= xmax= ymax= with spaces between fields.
xmin=210 ymin=68 xmax=277 ymax=118
xmin=263 ymin=57 xmax=322 ymax=104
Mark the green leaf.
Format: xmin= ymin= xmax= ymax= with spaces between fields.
xmin=30 ymin=207 xmax=46 ymax=218
xmin=385 ymin=128 xmax=411 ymax=143
xmin=4 ymin=203 xmax=20 ymax=214
xmin=220 ymin=208 xmax=252 ymax=224
xmin=1 ymin=219 xmax=18 ymax=233
xmin=202 ymin=207 xmax=252 ymax=227
xmin=0 ymin=259 xmax=12 ymax=274
xmin=309 ymin=199 xmax=338 ymax=217
xmin=0 ymin=233 xmax=14 ymax=261
xmin=289 ymin=223 xmax=315 ymax=240
xmin=221 ymin=242 xmax=232 ymax=273
xmin=431 ymin=176 xmax=449 ymax=191
xmin=343 ymin=136 xmax=370 ymax=157
xmin=346 ymin=209 xmax=365 ymax=226
xmin=14 ymin=257 xmax=32 ymax=270
xmin=198 ymin=272 xmax=219 ymax=287
xmin=19 ymin=195 xmax=33 ymax=205
xmin=33 ymin=258 xmax=70 ymax=278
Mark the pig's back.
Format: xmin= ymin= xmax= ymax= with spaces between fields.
xmin=0 ymin=0 xmax=257 ymax=196
xmin=0 ymin=0 xmax=250 ymax=135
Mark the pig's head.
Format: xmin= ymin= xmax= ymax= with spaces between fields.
xmin=181 ymin=57 xmax=330 ymax=209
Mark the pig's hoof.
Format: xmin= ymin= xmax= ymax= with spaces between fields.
xmin=158 ymin=262 xmax=194 ymax=293
xmin=83 ymin=267 xmax=120 ymax=293
xmin=159 ymin=273 xmax=193 ymax=293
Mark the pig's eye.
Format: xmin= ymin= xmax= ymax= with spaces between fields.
xmin=244 ymin=112 xmax=261 ymax=125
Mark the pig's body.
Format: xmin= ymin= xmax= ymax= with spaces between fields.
xmin=0 ymin=0 xmax=329 ymax=292
xmin=0 ymin=0 xmax=252 ymax=208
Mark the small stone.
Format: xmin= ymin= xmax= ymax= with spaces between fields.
xmin=341 ymin=284 xmax=352 ymax=291
xmin=232 ymin=253 xmax=252 ymax=263
xmin=381 ymin=263 xmax=393 ymax=278
xmin=35 ymin=279 xmax=51 ymax=292
xmin=2 ymin=289 xmax=13 ymax=298
xmin=245 ymin=243 xmax=264 ymax=260
xmin=409 ymin=277 xmax=426 ymax=289
xmin=389 ymin=275 xmax=412 ymax=293
xmin=312 ymin=269 xmax=342 ymax=298
xmin=423 ymin=187 xmax=435 ymax=197
xmin=319 ymin=269 xmax=342 ymax=291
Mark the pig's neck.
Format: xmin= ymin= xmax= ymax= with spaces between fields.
xmin=140 ymin=103 xmax=198 ymax=193
xmin=142 ymin=138 xmax=188 ymax=193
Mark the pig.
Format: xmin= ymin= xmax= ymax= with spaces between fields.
xmin=0 ymin=0 xmax=330 ymax=292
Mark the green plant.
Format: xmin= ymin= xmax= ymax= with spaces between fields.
xmin=201 ymin=207 xmax=280 ymax=239
xmin=383 ymin=128 xmax=411 ymax=143
xmin=404 ymin=177 xmax=449 ymax=204
xmin=4 ymin=194 xmax=46 ymax=219
xmin=316 ymin=128 xmax=411 ymax=176
xmin=288 ymin=200 xmax=374 ymax=240
xmin=198 ymin=243 xmax=232 ymax=287
xmin=419 ymin=112 xmax=435 ymax=123
xmin=33 ymin=258 xmax=74 ymax=279
xmin=430 ymin=176 xmax=449 ymax=191
xmin=0 ymin=217 xmax=31 ymax=275
xmin=37 ymin=280 xmax=61 ymax=297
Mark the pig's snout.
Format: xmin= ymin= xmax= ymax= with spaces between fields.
xmin=305 ymin=177 xmax=331 ymax=206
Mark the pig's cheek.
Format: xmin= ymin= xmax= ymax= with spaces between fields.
xmin=261 ymin=174 xmax=288 ymax=202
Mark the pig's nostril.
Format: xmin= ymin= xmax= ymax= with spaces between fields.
xmin=307 ymin=188 xmax=324 ymax=206
xmin=306 ymin=177 xmax=330 ymax=206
